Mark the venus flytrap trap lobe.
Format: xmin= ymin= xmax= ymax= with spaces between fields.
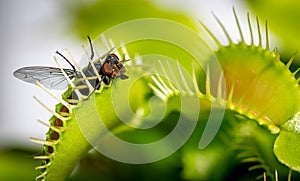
xmin=14 ymin=36 xmax=131 ymax=180
xmin=210 ymin=11 xmax=300 ymax=175
xmin=204 ymin=10 xmax=300 ymax=132
xmin=211 ymin=9 xmax=300 ymax=175
xmin=150 ymin=9 xmax=300 ymax=177
xmin=218 ymin=113 xmax=284 ymax=180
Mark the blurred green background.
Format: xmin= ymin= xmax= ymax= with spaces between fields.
xmin=1 ymin=0 xmax=300 ymax=180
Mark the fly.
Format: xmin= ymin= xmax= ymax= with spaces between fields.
xmin=13 ymin=36 xmax=129 ymax=95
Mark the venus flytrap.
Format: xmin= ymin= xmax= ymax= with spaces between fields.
xmin=14 ymin=8 xmax=300 ymax=180
xmin=149 ymin=10 xmax=300 ymax=178
xmin=31 ymin=86 xmax=92 ymax=181
xmin=23 ymin=41 xmax=146 ymax=180
xmin=206 ymin=10 xmax=300 ymax=176
xmin=33 ymin=82 xmax=147 ymax=180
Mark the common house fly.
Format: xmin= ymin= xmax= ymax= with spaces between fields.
xmin=13 ymin=36 xmax=129 ymax=98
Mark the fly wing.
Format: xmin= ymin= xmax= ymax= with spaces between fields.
xmin=13 ymin=66 xmax=77 ymax=90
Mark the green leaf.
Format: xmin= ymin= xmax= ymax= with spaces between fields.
xmin=274 ymin=130 xmax=300 ymax=172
